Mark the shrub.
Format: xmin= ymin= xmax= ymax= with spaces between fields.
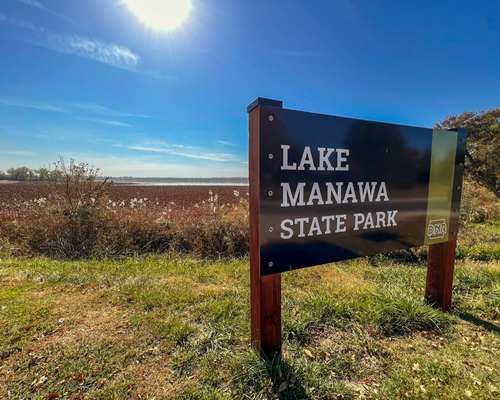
xmin=374 ymin=288 xmax=451 ymax=335
xmin=459 ymin=179 xmax=497 ymax=225
xmin=51 ymin=158 xmax=111 ymax=211
xmin=3 ymin=159 xmax=113 ymax=259
xmin=175 ymin=217 xmax=248 ymax=259
xmin=23 ymin=206 xmax=113 ymax=259
xmin=436 ymin=108 xmax=499 ymax=196
xmin=6 ymin=205 xmax=249 ymax=260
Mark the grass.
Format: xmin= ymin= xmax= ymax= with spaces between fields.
xmin=1 ymin=252 xmax=499 ymax=399
xmin=455 ymin=220 xmax=500 ymax=261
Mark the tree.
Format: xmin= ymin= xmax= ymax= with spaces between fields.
xmin=435 ymin=109 xmax=499 ymax=196
xmin=37 ymin=167 xmax=50 ymax=181
xmin=7 ymin=166 xmax=33 ymax=181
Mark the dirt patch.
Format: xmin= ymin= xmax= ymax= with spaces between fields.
xmin=37 ymin=289 xmax=132 ymax=346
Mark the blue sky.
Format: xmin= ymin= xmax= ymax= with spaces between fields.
xmin=0 ymin=0 xmax=498 ymax=177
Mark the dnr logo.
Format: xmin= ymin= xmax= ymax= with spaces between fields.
xmin=427 ymin=219 xmax=447 ymax=239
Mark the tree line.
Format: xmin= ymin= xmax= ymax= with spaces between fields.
xmin=0 ymin=166 xmax=63 ymax=181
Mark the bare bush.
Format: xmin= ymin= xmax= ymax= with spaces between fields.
xmin=50 ymin=158 xmax=111 ymax=212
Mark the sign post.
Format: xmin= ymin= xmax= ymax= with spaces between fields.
xmin=426 ymin=240 xmax=458 ymax=311
xmin=247 ymin=97 xmax=466 ymax=355
xmin=248 ymin=98 xmax=283 ymax=356
xmin=423 ymin=126 xmax=466 ymax=311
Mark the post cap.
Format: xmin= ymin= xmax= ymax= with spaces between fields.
xmin=247 ymin=97 xmax=283 ymax=113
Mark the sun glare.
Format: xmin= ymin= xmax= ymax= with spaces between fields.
xmin=124 ymin=0 xmax=192 ymax=32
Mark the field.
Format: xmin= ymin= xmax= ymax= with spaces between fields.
xmin=0 ymin=182 xmax=250 ymax=260
xmin=0 ymin=183 xmax=246 ymax=222
xmin=0 ymin=182 xmax=499 ymax=399
xmin=0 ymin=183 xmax=246 ymax=207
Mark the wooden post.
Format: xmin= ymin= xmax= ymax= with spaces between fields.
xmin=425 ymin=128 xmax=466 ymax=312
xmin=425 ymin=239 xmax=457 ymax=311
xmin=248 ymin=98 xmax=282 ymax=357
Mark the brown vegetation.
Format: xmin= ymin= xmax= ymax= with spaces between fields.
xmin=436 ymin=108 xmax=500 ymax=196
xmin=0 ymin=161 xmax=249 ymax=259
xmin=1 ymin=158 xmax=498 ymax=262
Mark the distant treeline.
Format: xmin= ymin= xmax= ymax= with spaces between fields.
xmin=0 ymin=166 xmax=249 ymax=184
xmin=112 ymin=176 xmax=249 ymax=184
xmin=0 ymin=166 xmax=62 ymax=181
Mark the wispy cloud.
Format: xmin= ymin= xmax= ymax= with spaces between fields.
xmin=82 ymin=118 xmax=133 ymax=128
xmin=68 ymin=102 xmax=151 ymax=118
xmin=17 ymin=0 xmax=76 ymax=25
xmin=128 ymin=144 xmax=238 ymax=163
xmin=0 ymin=97 xmax=149 ymax=121
xmin=32 ymin=126 xmax=124 ymax=147
xmin=41 ymin=34 xmax=140 ymax=70
xmin=0 ymin=14 xmax=45 ymax=33
xmin=0 ymin=149 xmax=36 ymax=157
xmin=141 ymin=70 xmax=177 ymax=81
xmin=18 ymin=0 xmax=44 ymax=9
xmin=216 ymin=140 xmax=236 ymax=147
xmin=0 ymin=15 xmax=139 ymax=70
xmin=0 ymin=98 xmax=65 ymax=113
xmin=1 ymin=15 xmax=173 ymax=79
xmin=57 ymin=154 xmax=248 ymax=178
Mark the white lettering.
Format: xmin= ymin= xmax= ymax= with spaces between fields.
xmin=387 ymin=210 xmax=398 ymax=226
xmin=321 ymin=215 xmax=335 ymax=234
xmin=336 ymin=149 xmax=349 ymax=171
xmin=343 ymin=182 xmax=358 ymax=204
xmin=336 ymin=214 xmax=347 ymax=232
xmin=363 ymin=212 xmax=375 ymax=230
xmin=375 ymin=182 xmax=389 ymax=202
xmin=281 ymin=144 xmax=297 ymax=170
xmin=353 ymin=213 xmax=365 ymax=231
xmin=308 ymin=217 xmax=322 ymax=236
xmin=326 ymin=182 xmax=343 ymax=204
xmin=281 ymin=182 xmax=306 ymax=207
xmin=298 ymin=146 xmax=316 ymax=171
xmin=317 ymin=147 xmax=335 ymax=171
xmin=358 ymin=181 xmax=377 ymax=202
xmin=295 ymin=217 xmax=309 ymax=237
xmin=375 ymin=211 xmax=386 ymax=228
xmin=280 ymin=219 xmax=294 ymax=239
xmin=307 ymin=182 xmax=324 ymax=205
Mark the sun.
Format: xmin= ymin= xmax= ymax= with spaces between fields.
xmin=124 ymin=0 xmax=192 ymax=32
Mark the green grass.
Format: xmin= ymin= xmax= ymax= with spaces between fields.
xmin=456 ymin=221 xmax=500 ymax=261
xmin=1 ymin=253 xmax=499 ymax=399
xmin=1 ymin=219 xmax=499 ymax=399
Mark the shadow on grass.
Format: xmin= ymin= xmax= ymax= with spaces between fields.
xmin=264 ymin=354 xmax=310 ymax=400
xmin=458 ymin=312 xmax=500 ymax=335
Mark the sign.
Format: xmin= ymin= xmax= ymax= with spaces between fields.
xmin=248 ymin=98 xmax=466 ymax=356
xmin=250 ymin=99 xmax=466 ymax=276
